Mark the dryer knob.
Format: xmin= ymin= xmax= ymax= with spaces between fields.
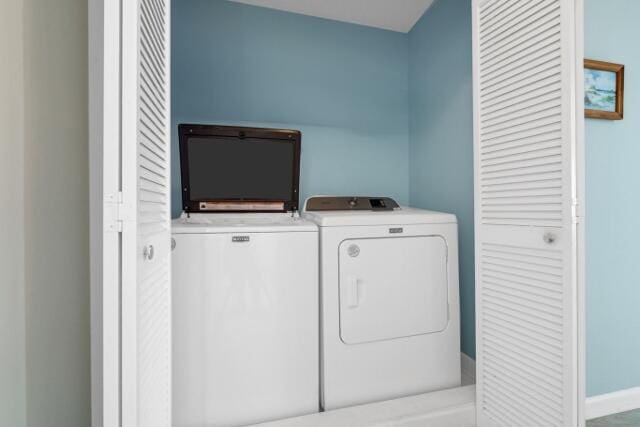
xmin=347 ymin=244 xmax=360 ymax=258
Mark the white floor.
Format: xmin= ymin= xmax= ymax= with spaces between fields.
xmin=253 ymin=386 xmax=477 ymax=427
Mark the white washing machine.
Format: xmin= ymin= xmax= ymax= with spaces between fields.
xmin=303 ymin=196 xmax=461 ymax=410
xmin=172 ymin=213 xmax=319 ymax=427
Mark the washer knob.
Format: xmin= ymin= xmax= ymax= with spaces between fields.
xmin=348 ymin=197 xmax=358 ymax=207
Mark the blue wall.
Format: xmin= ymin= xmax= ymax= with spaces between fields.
xmin=172 ymin=0 xmax=477 ymax=358
xmin=585 ymin=0 xmax=640 ymax=397
xmin=171 ymin=0 xmax=409 ymax=217
xmin=408 ymin=0 xmax=475 ymax=358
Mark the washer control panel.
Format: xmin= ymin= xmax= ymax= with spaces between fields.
xmin=305 ymin=196 xmax=399 ymax=211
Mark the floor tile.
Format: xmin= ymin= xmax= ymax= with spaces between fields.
xmin=587 ymin=409 xmax=640 ymax=427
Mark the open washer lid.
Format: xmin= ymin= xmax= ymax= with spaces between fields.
xmin=179 ymin=124 xmax=301 ymax=214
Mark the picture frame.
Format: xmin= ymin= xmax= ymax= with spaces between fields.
xmin=584 ymin=59 xmax=624 ymax=120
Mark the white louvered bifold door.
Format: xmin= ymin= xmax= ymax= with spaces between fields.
xmin=472 ymin=0 xmax=582 ymax=426
xmin=121 ymin=0 xmax=172 ymax=426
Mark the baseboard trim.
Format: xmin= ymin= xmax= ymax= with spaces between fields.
xmin=586 ymin=387 xmax=640 ymax=420
xmin=460 ymin=353 xmax=476 ymax=385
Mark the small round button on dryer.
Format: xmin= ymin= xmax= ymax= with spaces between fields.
xmin=347 ymin=244 xmax=360 ymax=258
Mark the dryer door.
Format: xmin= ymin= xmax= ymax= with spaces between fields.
xmin=338 ymin=235 xmax=449 ymax=345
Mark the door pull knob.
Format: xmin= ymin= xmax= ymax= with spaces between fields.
xmin=543 ymin=232 xmax=557 ymax=245
xmin=143 ymin=244 xmax=155 ymax=260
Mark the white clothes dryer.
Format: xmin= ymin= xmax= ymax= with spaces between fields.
xmin=303 ymin=196 xmax=461 ymax=410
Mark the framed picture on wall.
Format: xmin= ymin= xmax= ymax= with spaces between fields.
xmin=584 ymin=59 xmax=624 ymax=120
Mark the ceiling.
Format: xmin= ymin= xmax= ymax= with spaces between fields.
xmin=228 ymin=0 xmax=436 ymax=33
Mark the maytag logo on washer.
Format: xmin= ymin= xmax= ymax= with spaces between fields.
xmin=389 ymin=227 xmax=403 ymax=234
xmin=232 ymin=236 xmax=250 ymax=242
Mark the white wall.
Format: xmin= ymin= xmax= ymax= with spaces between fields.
xmin=0 ymin=0 xmax=91 ymax=423
xmin=0 ymin=0 xmax=26 ymax=426
xmin=22 ymin=0 xmax=91 ymax=425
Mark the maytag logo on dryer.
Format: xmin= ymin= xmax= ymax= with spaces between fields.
xmin=389 ymin=227 xmax=403 ymax=234
xmin=232 ymin=236 xmax=250 ymax=242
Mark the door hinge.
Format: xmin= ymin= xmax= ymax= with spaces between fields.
xmin=105 ymin=192 xmax=133 ymax=233
xmin=571 ymin=197 xmax=580 ymax=224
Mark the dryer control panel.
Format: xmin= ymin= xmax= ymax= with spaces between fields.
xmin=305 ymin=196 xmax=399 ymax=211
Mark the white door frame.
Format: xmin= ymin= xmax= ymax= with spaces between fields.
xmin=89 ymin=0 xmax=586 ymax=425
xmin=89 ymin=0 xmax=122 ymax=425
xmin=575 ymin=0 xmax=587 ymax=423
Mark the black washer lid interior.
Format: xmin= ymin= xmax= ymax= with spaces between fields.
xmin=179 ymin=124 xmax=301 ymax=213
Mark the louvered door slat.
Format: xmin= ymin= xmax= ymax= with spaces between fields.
xmin=483 ymin=354 xmax=563 ymax=403
xmin=480 ymin=0 xmax=558 ymax=45
xmin=481 ymin=134 xmax=560 ymax=157
xmin=479 ymin=0 xmax=528 ymax=33
xmin=483 ymin=316 xmax=563 ymax=357
xmin=483 ymin=147 xmax=562 ymax=169
xmin=121 ymin=0 xmax=171 ymax=426
xmin=473 ymin=0 xmax=581 ymax=425
xmin=484 ymin=102 xmax=562 ymax=134
xmin=482 ymin=36 xmax=560 ymax=79
xmin=482 ymin=12 xmax=560 ymax=61
xmin=136 ymin=0 xmax=171 ymax=426
xmin=481 ymin=87 xmax=561 ymax=120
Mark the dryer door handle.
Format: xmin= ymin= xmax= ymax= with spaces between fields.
xmin=347 ymin=276 xmax=360 ymax=308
